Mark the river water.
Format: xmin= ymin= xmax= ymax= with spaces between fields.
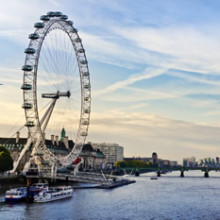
xmin=1 ymin=170 xmax=220 ymax=220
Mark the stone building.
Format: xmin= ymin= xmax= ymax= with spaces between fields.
xmin=91 ymin=143 xmax=124 ymax=168
xmin=80 ymin=144 xmax=105 ymax=170
xmin=183 ymin=156 xmax=197 ymax=167
xmin=0 ymin=132 xmax=105 ymax=171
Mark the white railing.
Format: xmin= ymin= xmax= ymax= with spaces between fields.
xmin=25 ymin=171 xmax=119 ymax=184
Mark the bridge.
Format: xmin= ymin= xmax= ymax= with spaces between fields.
xmin=116 ymin=166 xmax=220 ymax=178
xmin=25 ymin=170 xmax=120 ymax=184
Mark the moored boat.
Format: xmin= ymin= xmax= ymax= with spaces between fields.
xmin=34 ymin=186 xmax=73 ymax=203
xmin=30 ymin=183 xmax=48 ymax=194
xmin=98 ymin=179 xmax=136 ymax=189
xmin=5 ymin=187 xmax=27 ymax=203
xmin=5 ymin=183 xmax=48 ymax=203
xmin=150 ymin=177 xmax=158 ymax=180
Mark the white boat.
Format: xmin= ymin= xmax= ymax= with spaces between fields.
xmin=30 ymin=183 xmax=48 ymax=193
xmin=5 ymin=183 xmax=48 ymax=203
xmin=5 ymin=187 xmax=26 ymax=203
xmin=34 ymin=186 xmax=73 ymax=203
xmin=150 ymin=177 xmax=158 ymax=180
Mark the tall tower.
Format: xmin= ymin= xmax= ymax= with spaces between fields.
xmin=152 ymin=152 xmax=158 ymax=164
xmin=60 ymin=128 xmax=65 ymax=141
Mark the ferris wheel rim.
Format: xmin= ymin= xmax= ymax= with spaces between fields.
xmin=22 ymin=12 xmax=91 ymax=166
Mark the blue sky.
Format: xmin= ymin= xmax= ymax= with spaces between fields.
xmin=1 ymin=0 xmax=220 ymax=162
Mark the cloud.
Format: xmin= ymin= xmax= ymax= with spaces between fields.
xmin=93 ymin=67 xmax=166 ymax=96
xmin=202 ymin=111 xmax=220 ymax=117
xmin=0 ymin=67 xmax=20 ymax=74
xmin=0 ymin=100 xmax=23 ymax=125
xmin=113 ymin=26 xmax=220 ymax=74
xmin=168 ymin=70 xmax=220 ymax=86
xmin=98 ymin=86 xmax=180 ymax=103
xmin=89 ymin=110 xmax=220 ymax=161
xmin=80 ymin=32 xmax=144 ymax=69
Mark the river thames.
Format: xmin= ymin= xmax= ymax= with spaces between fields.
xmin=1 ymin=170 xmax=220 ymax=220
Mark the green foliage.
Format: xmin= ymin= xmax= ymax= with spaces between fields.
xmin=115 ymin=160 xmax=153 ymax=168
xmin=0 ymin=147 xmax=13 ymax=172
xmin=0 ymin=146 xmax=10 ymax=154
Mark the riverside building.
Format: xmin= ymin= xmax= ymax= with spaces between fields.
xmin=183 ymin=156 xmax=197 ymax=167
xmin=0 ymin=132 xmax=105 ymax=171
xmin=91 ymin=143 xmax=124 ymax=168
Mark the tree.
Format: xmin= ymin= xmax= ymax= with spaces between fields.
xmin=114 ymin=160 xmax=153 ymax=168
xmin=0 ymin=146 xmax=13 ymax=172
xmin=0 ymin=146 xmax=10 ymax=154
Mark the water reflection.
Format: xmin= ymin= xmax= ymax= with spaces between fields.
xmin=1 ymin=170 xmax=220 ymax=219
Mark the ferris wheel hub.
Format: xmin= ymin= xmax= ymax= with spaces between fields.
xmin=42 ymin=91 xmax=71 ymax=99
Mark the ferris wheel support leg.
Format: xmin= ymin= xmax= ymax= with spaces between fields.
xmin=11 ymin=137 xmax=33 ymax=173
xmin=28 ymin=99 xmax=57 ymax=158
xmin=23 ymin=160 xmax=31 ymax=174
xmin=51 ymin=163 xmax=57 ymax=180
xmin=73 ymin=159 xmax=83 ymax=176
xmin=40 ymin=98 xmax=57 ymax=133
xmin=51 ymin=163 xmax=54 ymax=179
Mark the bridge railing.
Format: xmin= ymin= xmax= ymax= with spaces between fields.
xmin=26 ymin=170 xmax=120 ymax=184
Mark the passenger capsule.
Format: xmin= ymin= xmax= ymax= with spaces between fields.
xmin=24 ymin=48 xmax=36 ymax=54
xmin=84 ymin=84 xmax=90 ymax=89
xmin=40 ymin=15 xmax=50 ymax=21
xmin=83 ymin=71 xmax=89 ymax=76
xmin=84 ymin=109 xmax=90 ymax=114
xmin=54 ymin=11 xmax=62 ymax=17
xmin=71 ymin=28 xmax=78 ymax=33
xmin=75 ymin=37 xmax=81 ymax=43
xmin=82 ymin=120 xmax=89 ymax=125
xmin=80 ymin=60 xmax=87 ymax=65
xmin=29 ymin=33 xmax=40 ymax=40
xmin=77 ymin=48 xmax=85 ymax=53
xmin=34 ymin=22 xmax=44 ymax=29
xmin=22 ymin=103 xmax=33 ymax=109
xmin=47 ymin=11 xmax=56 ymax=17
xmin=84 ymin=97 xmax=90 ymax=102
xmin=25 ymin=121 xmax=35 ymax=127
xmin=80 ymin=132 xmax=87 ymax=136
xmin=67 ymin=20 xmax=73 ymax=26
xmin=60 ymin=15 xmax=68 ymax=20
xmin=21 ymin=84 xmax=32 ymax=90
xmin=22 ymin=65 xmax=33 ymax=71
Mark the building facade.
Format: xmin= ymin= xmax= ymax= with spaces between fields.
xmin=124 ymin=156 xmax=178 ymax=168
xmin=152 ymin=152 xmax=158 ymax=164
xmin=183 ymin=156 xmax=197 ymax=167
xmin=0 ymin=133 xmax=105 ymax=171
xmin=91 ymin=143 xmax=124 ymax=167
xmin=79 ymin=144 xmax=106 ymax=171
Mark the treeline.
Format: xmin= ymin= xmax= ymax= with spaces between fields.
xmin=0 ymin=146 xmax=13 ymax=172
xmin=115 ymin=160 xmax=157 ymax=168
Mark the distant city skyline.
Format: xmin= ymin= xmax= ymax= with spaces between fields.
xmin=1 ymin=0 xmax=220 ymax=163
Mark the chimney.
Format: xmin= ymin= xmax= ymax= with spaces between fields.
xmin=63 ymin=136 xmax=69 ymax=150
xmin=51 ymin=135 xmax=55 ymax=145
xmin=55 ymin=135 xmax=59 ymax=146
xmin=16 ymin=131 xmax=20 ymax=144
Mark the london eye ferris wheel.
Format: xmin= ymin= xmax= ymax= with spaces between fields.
xmin=21 ymin=11 xmax=91 ymax=168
